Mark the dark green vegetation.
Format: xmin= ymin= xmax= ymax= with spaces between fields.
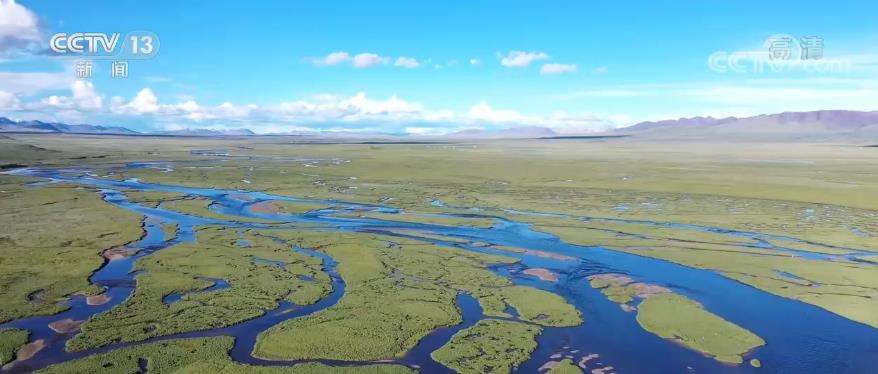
xmin=67 ymin=228 xmax=331 ymax=351
xmin=431 ymin=319 xmax=541 ymax=373
xmin=39 ymin=337 xmax=413 ymax=373
xmin=254 ymin=231 xmax=579 ymax=361
xmin=0 ymin=176 xmax=142 ymax=323
xmin=0 ymin=328 xmax=28 ymax=365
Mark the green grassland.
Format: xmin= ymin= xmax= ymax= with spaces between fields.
xmin=0 ymin=328 xmax=29 ymax=365
xmin=161 ymin=198 xmax=284 ymax=224
xmin=636 ymin=293 xmax=766 ymax=364
xmin=263 ymin=200 xmax=332 ymax=214
xmin=336 ymin=211 xmax=496 ymax=228
xmin=67 ymin=227 xmax=331 ymax=351
xmin=2 ymin=134 xmax=878 ymax=370
xmin=124 ymin=190 xmax=186 ymax=208
xmin=588 ymin=276 xmax=765 ymax=364
xmin=546 ymin=359 xmax=583 ymax=374
xmin=431 ymin=319 xmax=541 ymax=374
xmin=39 ymin=337 xmax=413 ymax=373
xmin=254 ymin=230 xmax=579 ymax=361
xmin=0 ymin=176 xmax=143 ymax=323
xmin=538 ymin=216 xmax=878 ymax=328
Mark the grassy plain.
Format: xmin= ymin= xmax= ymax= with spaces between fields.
xmin=542 ymin=216 xmax=878 ymax=328
xmin=39 ymin=337 xmax=412 ymax=373
xmin=0 ymin=328 xmax=29 ymax=365
xmin=636 ymin=294 xmax=765 ymax=364
xmin=546 ymin=359 xmax=583 ymax=374
xmin=67 ymin=228 xmax=330 ymax=351
xmin=0 ymin=177 xmax=143 ymax=323
xmin=431 ymin=319 xmax=541 ymax=373
xmin=254 ymin=231 xmax=579 ymax=361
xmin=2 ymin=133 xmax=878 ymax=370
xmin=588 ymin=274 xmax=765 ymax=364
xmin=336 ymin=211 xmax=496 ymax=228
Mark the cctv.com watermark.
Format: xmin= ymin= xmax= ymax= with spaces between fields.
xmin=707 ymin=34 xmax=851 ymax=74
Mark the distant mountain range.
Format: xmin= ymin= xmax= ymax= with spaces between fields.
xmin=0 ymin=117 xmax=139 ymax=135
xmin=151 ymin=128 xmax=256 ymax=136
xmin=0 ymin=118 xmax=255 ymax=136
xmin=3 ymin=110 xmax=878 ymax=139
xmin=447 ymin=126 xmax=557 ymax=139
xmin=611 ymin=110 xmax=878 ymax=139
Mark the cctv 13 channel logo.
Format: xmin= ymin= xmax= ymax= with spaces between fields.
xmin=49 ymin=31 xmax=160 ymax=59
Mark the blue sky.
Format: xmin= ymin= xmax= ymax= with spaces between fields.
xmin=1 ymin=0 xmax=877 ymax=134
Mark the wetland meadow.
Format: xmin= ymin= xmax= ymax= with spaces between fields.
xmin=1 ymin=134 xmax=877 ymax=373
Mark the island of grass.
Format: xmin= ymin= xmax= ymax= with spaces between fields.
xmin=161 ymin=198 xmax=284 ymax=224
xmin=0 ymin=328 xmax=29 ymax=365
xmin=546 ymin=359 xmax=583 ymax=374
xmin=637 ymin=294 xmax=765 ymax=364
xmin=0 ymin=177 xmax=143 ymax=323
xmin=533 ymin=216 xmax=878 ymax=329
xmin=336 ymin=211 xmax=495 ymax=228
xmin=124 ymin=190 xmax=186 ymax=208
xmin=253 ymin=231 xmax=580 ymax=361
xmin=431 ymin=319 xmax=541 ymax=374
xmin=38 ymin=336 xmax=413 ymax=373
xmin=67 ymin=228 xmax=331 ymax=351
xmin=249 ymin=200 xmax=330 ymax=215
xmin=588 ymin=274 xmax=764 ymax=364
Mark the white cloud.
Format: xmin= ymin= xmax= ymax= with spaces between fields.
xmin=0 ymin=90 xmax=21 ymax=110
xmin=592 ymin=66 xmax=608 ymax=74
xmin=37 ymin=81 xmax=103 ymax=111
xmin=470 ymin=58 xmax=480 ymax=65
xmin=0 ymin=0 xmax=40 ymax=52
xmin=352 ymin=53 xmax=390 ymax=68
xmin=305 ymin=51 xmax=352 ymax=66
xmin=0 ymin=71 xmax=72 ymax=95
xmin=540 ymin=63 xmax=577 ymax=75
xmin=468 ymin=101 xmax=523 ymax=122
xmin=405 ymin=127 xmax=449 ymax=136
xmin=394 ymin=57 xmax=420 ymax=68
xmin=498 ymin=50 xmax=550 ymax=68
xmin=306 ymin=52 xmax=392 ymax=68
xmin=466 ymin=100 xmax=623 ymax=132
xmin=123 ymin=88 xmax=160 ymax=113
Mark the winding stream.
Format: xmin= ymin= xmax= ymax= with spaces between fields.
xmin=1 ymin=165 xmax=877 ymax=373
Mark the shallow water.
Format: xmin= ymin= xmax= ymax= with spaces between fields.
xmin=2 ymin=166 xmax=877 ymax=373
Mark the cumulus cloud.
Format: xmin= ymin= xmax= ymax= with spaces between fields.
xmin=540 ymin=63 xmax=577 ymax=75
xmin=0 ymin=90 xmax=21 ymax=110
xmin=498 ymin=51 xmax=550 ymax=68
xmin=0 ymin=0 xmax=41 ymax=53
xmin=126 ymin=88 xmax=160 ymax=113
xmin=394 ymin=57 xmax=420 ymax=68
xmin=5 ymin=82 xmax=626 ymax=135
xmin=37 ymin=81 xmax=103 ymax=111
xmin=469 ymin=58 xmax=480 ymax=65
xmin=304 ymin=51 xmax=352 ymax=66
xmin=468 ymin=101 xmax=523 ymax=122
xmin=304 ymin=52 xmax=395 ymax=68
xmin=352 ymin=53 xmax=390 ymax=68
xmin=0 ymin=71 xmax=72 ymax=95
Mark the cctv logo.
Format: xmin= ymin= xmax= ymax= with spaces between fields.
xmin=49 ymin=32 xmax=158 ymax=59
xmin=50 ymin=33 xmax=120 ymax=55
